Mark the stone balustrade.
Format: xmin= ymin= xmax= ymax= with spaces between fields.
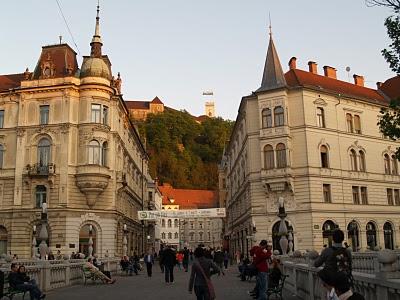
xmin=0 ymin=258 xmax=121 ymax=292
xmin=281 ymin=250 xmax=400 ymax=300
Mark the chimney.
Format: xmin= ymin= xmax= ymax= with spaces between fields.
xmin=323 ymin=66 xmax=337 ymax=79
xmin=288 ymin=57 xmax=297 ymax=70
xmin=376 ymin=82 xmax=383 ymax=89
xmin=353 ymin=74 xmax=364 ymax=87
xmin=308 ymin=61 xmax=318 ymax=74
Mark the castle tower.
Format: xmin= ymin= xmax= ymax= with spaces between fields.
xmin=203 ymin=91 xmax=215 ymax=118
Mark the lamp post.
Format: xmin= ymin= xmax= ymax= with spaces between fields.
xmin=32 ymin=225 xmax=37 ymax=259
xmin=277 ymin=197 xmax=289 ymax=255
xmin=88 ymin=224 xmax=93 ymax=258
xmin=38 ymin=202 xmax=49 ymax=260
xmin=123 ymin=224 xmax=128 ymax=256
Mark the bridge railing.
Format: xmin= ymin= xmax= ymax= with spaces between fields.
xmin=281 ymin=249 xmax=400 ymax=300
xmin=0 ymin=258 xmax=121 ymax=292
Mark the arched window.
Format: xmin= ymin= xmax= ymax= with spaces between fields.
xmin=276 ymin=143 xmax=286 ymax=168
xmin=347 ymin=221 xmax=360 ymax=252
xmin=274 ymin=106 xmax=284 ymax=127
xmin=354 ymin=115 xmax=361 ymax=134
xmin=350 ymin=149 xmax=358 ymax=171
xmin=167 ymin=219 xmax=172 ymax=228
xmin=383 ymin=222 xmax=394 ymax=250
xmin=384 ymin=154 xmax=391 ymax=174
xmin=262 ymin=108 xmax=272 ymax=128
xmin=161 ymin=232 xmax=166 ymax=239
xmin=102 ymin=142 xmax=108 ymax=166
xmin=38 ymin=138 xmax=51 ymax=166
xmin=320 ymin=146 xmax=329 ymax=168
xmin=161 ymin=219 xmax=165 ymax=228
xmin=174 ymin=232 xmax=178 ymax=239
xmin=174 ymin=219 xmax=178 ymax=228
xmin=359 ymin=151 xmax=366 ymax=172
xmin=35 ymin=185 xmax=47 ymax=208
xmin=0 ymin=144 xmax=4 ymax=169
xmin=366 ymin=222 xmax=377 ymax=250
xmin=346 ymin=113 xmax=353 ymax=133
xmin=0 ymin=226 xmax=7 ymax=256
xmin=317 ymin=107 xmax=325 ymax=128
xmin=264 ymin=145 xmax=274 ymax=169
xmin=168 ymin=232 xmax=172 ymax=239
xmin=391 ymin=155 xmax=398 ymax=175
xmin=322 ymin=220 xmax=337 ymax=247
xmin=88 ymin=140 xmax=101 ymax=165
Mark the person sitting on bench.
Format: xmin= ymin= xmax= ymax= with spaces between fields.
xmin=8 ymin=263 xmax=45 ymax=300
xmin=85 ymin=258 xmax=116 ymax=284
xmin=268 ymin=258 xmax=282 ymax=289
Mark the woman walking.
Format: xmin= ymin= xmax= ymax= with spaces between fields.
xmin=188 ymin=246 xmax=221 ymax=300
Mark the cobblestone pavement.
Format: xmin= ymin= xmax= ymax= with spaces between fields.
xmin=46 ymin=265 xmax=300 ymax=300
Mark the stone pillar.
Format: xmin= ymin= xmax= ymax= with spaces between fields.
xmin=39 ymin=203 xmax=49 ymax=260
xmin=32 ymin=225 xmax=37 ymax=258
xmin=123 ymin=224 xmax=127 ymax=256
xmin=88 ymin=225 xmax=93 ymax=258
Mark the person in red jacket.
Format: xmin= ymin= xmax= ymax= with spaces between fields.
xmin=253 ymin=240 xmax=272 ymax=300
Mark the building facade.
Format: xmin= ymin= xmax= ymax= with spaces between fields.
xmin=0 ymin=5 xmax=152 ymax=258
xmin=125 ymin=97 xmax=164 ymax=121
xmin=222 ymin=34 xmax=400 ymax=257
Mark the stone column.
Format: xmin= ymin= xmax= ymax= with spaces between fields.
xmin=32 ymin=225 xmax=37 ymax=259
xmin=39 ymin=203 xmax=49 ymax=259
xmin=123 ymin=224 xmax=127 ymax=256
xmin=88 ymin=225 xmax=93 ymax=258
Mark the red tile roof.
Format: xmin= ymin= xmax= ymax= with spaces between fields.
xmin=124 ymin=100 xmax=150 ymax=110
xmin=151 ymin=96 xmax=163 ymax=104
xmin=0 ymin=73 xmax=25 ymax=92
xmin=379 ymin=75 xmax=400 ymax=100
xmin=284 ymin=69 xmax=387 ymax=105
xmin=159 ymin=183 xmax=218 ymax=209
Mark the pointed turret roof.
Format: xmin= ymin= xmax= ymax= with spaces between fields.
xmin=256 ymin=35 xmax=286 ymax=92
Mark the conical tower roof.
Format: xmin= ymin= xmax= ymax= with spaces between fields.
xmin=256 ymin=36 xmax=286 ymax=92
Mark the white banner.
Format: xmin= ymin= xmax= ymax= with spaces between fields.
xmin=138 ymin=208 xmax=226 ymax=220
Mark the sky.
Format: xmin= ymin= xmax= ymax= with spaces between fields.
xmin=0 ymin=1 xmax=396 ymax=120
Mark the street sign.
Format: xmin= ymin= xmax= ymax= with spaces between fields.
xmin=138 ymin=208 xmax=226 ymax=220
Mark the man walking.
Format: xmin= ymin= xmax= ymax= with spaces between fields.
xmin=183 ymin=247 xmax=190 ymax=272
xmin=161 ymin=245 xmax=176 ymax=284
xmin=253 ymin=240 xmax=272 ymax=300
xmin=144 ymin=250 xmax=155 ymax=277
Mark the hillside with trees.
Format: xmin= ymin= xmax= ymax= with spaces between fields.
xmin=137 ymin=108 xmax=234 ymax=189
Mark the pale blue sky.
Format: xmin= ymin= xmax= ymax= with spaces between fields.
xmin=0 ymin=1 xmax=395 ymax=120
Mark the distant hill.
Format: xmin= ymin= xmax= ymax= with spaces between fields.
xmin=136 ymin=108 xmax=234 ymax=189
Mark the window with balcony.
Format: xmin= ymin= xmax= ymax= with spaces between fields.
xmin=360 ymin=187 xmax=368 ymax=204
xmin=317 ymin=107 xmax=325 ymax=128
xmin=38 ymin=138 xmax=51 ymax=167
xmin=359 ymin=151 xmax=366 ymax=172
xmin=262 ymin=108 xmax=272 ymax=128
xmin=346 ymin=113 xmax=353 ymax=133
xmin=0 ymin=110 xmax=4 ymax=128
xmin=264 ymin=145 xmax=274 ymax=169
xmin=320 ymin=146 xmax=329 ymax=168
xmin=161 ymin=232 xmax=166 ymax=239
xmin=0 ymin=144 xmax=4 ymax=169
xmin=168 ymin=232 xmax=172 ymax=239
xmin=384 ymin=154 xmax=391 ymax=174
xmin=387 ymin=188 xmax=394 ymax=205
xmin=91 ymin=104 xmax=101 ymax=123
xmin=168 ymin=219 xmax=172 ymax=228
xmin=274 ymin=106 xmax=284 ymax=127
xmin=352 ymin=186 xmax=360 ymax=205
xmin=391 ymin=155 xmax=398 ymax=175
xmin=174 ymin=232 xmax=178 ymax=239
xmin=103 ymin=106 xmax=109 ymax=125
xmin=350 ymin=149 xmax=357 ymax=171
xmin=40 ymin=105 xmax=49 ymax=125
xmin=354 ymin=115 xmax=361 ymax=134
xmin=323 ymin=184 xmax=331 ymax=203
xmin=35 ymin=185 xmax=47 ymax=208
xmin=88 ymin=140 xmax=101 ymax=165
xmin=276 ymin=143 xmax=286 ymax=168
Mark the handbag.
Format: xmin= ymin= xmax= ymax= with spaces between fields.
xmin=195 ymin=261 xmax=216 ymax=300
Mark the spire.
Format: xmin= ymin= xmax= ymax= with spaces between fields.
xmin=90 ymin=0 xmax=103 ymax=58
xmin=257 ymin=31 xmax=286 ymax=92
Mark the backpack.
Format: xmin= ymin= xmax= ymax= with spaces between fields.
xmin=329 ymin=247 xmax=353 ymax=286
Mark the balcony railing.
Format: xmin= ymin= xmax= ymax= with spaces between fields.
xmin=26 ymin=163 xmax=55 ymax=176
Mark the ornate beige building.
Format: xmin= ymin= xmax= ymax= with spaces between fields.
xmin=222 ymin=34 xmax=400 ymax=256
xmin=0 ymin=5 xmax=152 ymax=258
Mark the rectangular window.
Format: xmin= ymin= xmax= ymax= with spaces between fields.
xmin=346 ymin=113 xmax=353 ymax=133
xmin=103 ymin=106 xmax=109 ymax=125
xmin=354 ymin=115 xmax=361 ymax=134
xmin=360 ymin=186 xmax=368 ymax=205
xmin=387 ymin=188 xmax=394 ymax=205
xmin=394 ymin=189 xmax=400 ymax=206
xmin=352 ymin=186 xmax=360 ymax=205
xmin=35 ymin=185 xmax=47 ymax=208
xmin=317 ymin=107 xmax=326 ymax=128
xmin=91 ymin=104 xmax=101 ymax=123
xmin=0 ymin=110 xmax=4 ymax=128
xmin=323 ymin=184 xmax=331 ymax=203
xmin=40 ymin=105 xmax=49 ymax=125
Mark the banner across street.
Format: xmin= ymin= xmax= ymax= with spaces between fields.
xmin=138 ymin=208 xmax=226 ymax=220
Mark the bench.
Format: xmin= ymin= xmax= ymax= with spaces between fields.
xmin=82 ymin=267 xmax=103 ymax=285
xmin=2 ymin=277 xmax=26 ymax=300
xmin=267 ymin=274 xmax=289 ymax=300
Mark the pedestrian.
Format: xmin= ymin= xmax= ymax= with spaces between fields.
xmin=223 ymin=250 xmax=229 ymax=270
xmin=144 ymin=250 xmax=154 ymax=277
xmin=176 ymin=251 xmax=184 ymax=270
xmin=333 ymin=271 xmax=365 ymax=300
xmin=159 ymin=246 xmax=165 ymax=273
xmin=253 ymin=240 xmax=272 ymax=300
xmin=161 ymin=245 xmax=176 ymax=284
xmin=183 ymin=247 xmax=190 ymax=272
xmin=188 ymin=246 xmax=220 ymax=300
xmin=213 ymin=247 xmax=224 ymax=271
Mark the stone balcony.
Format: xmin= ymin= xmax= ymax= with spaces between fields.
xmin=26 ymin=163 xmax=56 ymax=177
xmin=75 ymin=165 xmax=111 ymax=208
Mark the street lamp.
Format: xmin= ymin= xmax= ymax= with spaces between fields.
xmin=123 ymin=224 xmax=128 ymax=256
xmin=88 ymin=224 xmax=93 ymax=258
xmin=38 ymin=202 xmax=49 ymax=260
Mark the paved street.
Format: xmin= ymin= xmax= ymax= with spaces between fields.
xmin=46 ymin=265 xmax=299 ymax=300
